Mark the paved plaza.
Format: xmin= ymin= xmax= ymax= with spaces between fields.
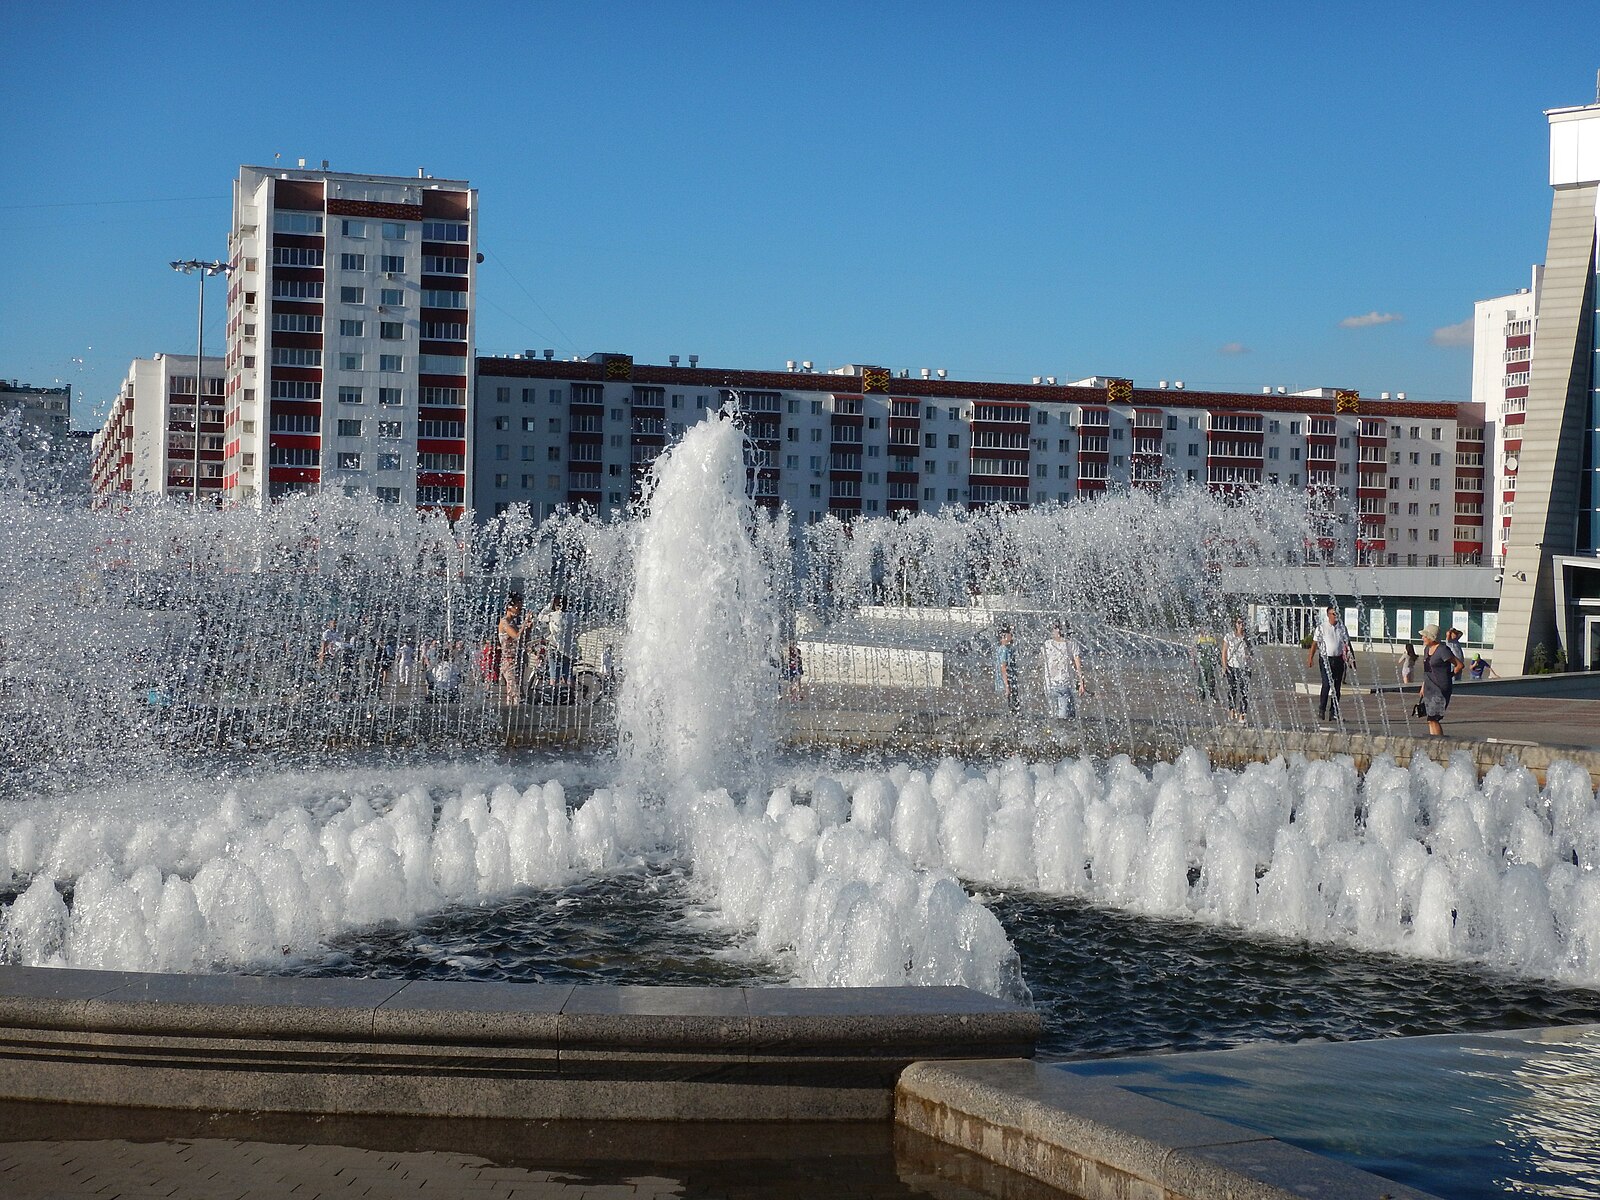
xmin=0 ymin=1106 xmax=1039 ymax=1200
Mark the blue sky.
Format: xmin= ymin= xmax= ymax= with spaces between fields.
xmin=1 ymin=2 xmax=1593 ymax=427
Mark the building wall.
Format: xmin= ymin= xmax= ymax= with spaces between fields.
xmin=224 ymin=165 xmax=476 ymax=519
xmin=1496 ymin=98 xmax=1600 ymax=671
xmin=472 ymin=357 xmax=1490 ymax=569
xmin=1472 ymin=269 xmax=1540 ymax=563
xmin=90 ymin=355 xmax=224 ymax=505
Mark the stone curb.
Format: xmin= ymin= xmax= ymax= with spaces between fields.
xmin=896 ymin=1059 xmax=1443 ymax=1200
xmin=0 ymin=968 xmax=1038 ymax=1122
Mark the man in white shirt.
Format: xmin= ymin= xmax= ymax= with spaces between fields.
xmin=1305 ymin=605 xmax=1354 ymax=724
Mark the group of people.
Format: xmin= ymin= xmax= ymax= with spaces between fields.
xmin=1310 ymin=606 xmax=1496 ymax=738
xmin=315 ymin=620 xmax=467 ymax=699
xmin=993 ymin=622 xmax=1088 ymax=720
xmin=1194 ymin=618 xmax=1256 ymax=724
xmin=495 ymin=593 xmax=581 ymax=705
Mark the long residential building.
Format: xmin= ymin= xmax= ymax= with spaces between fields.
xmin=474 ymin=354 xmax=1491 ymax=569
xmin=221 ymin=164 xmax=477 ymax=519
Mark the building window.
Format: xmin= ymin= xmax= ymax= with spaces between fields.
xmin=337 ymin=452 xmax=362 ymax=470
xmin=271 ymin=313 xmax=322 ymax=334
xmin=337 ymin=419 xmax=362 ymax=437
xmin=547 ymin=446 xmax=562 ymax=461
xmin=339 ymin=319 xmax=364 ymax=336
xmin=421 ymin=288 xmax=467 ymax=309
xmin=379 ymin=354 xmax=402 ymax=372
xmin=421 ymin=255 xmax=468 ymax=274
xmin=378 ymin=388 xmax=402 ymax=406
xmin=343 ymin=220 xmax=367 ymax=238
xmin=272 ymin=347 xmax=322 ymax=367
xmin=339 ymin=353 xmax=362 ymax=371
xmin=380 ymin=288 xmax=405 ymax=306
xmin=378 ymin=421 xmax=403 ymax=438
xmin=273 ymin=211 xmax=322 ymax=234
xmin=380 ymin=255 xmax=405 ymax=273
xmin=380 ymin=321 xmax=404 ymax=340
xmin=382 ymin=222 xmax=407 ymax=240
xmin=422 ymin=220 xmax=469 ymax=242
xmin=340 ymin=253 xmax=366 ymax=271
xmin=338 ymin=387 xmax=363 ymax=404
xmin=341 ymin=286 xmax=365 ymax=304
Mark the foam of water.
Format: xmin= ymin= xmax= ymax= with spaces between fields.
xmin=3 ymin=749 xmax=1596 ymax=998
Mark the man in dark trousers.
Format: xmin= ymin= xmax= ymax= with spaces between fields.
xmin=1306 ymin=605 xmax=1354 ymax=725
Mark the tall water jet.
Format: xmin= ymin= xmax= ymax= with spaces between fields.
xmin=618 ymin=410 xmax=780 ymax=795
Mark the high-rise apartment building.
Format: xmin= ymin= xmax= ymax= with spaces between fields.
xmin=1471 ymin=269 xmax=1542 ymax=564
xmin=90 ymin=355 xmax=225 ymax=504
xmin=1494 ymin=96 xmax=1600 ymax=671
xmin=223 ymin=165 xmax=476 ymax=518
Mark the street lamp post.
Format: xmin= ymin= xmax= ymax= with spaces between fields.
xmin=169 ymin=259 xmax=231 ymax=503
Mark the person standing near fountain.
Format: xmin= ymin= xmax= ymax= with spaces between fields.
xmin=1306 ymin=605 xmax=1354 ymax=726
xmin=537 ymin=594 xmax=573 ymax=685
xmin=1221 ymin=616 xmax=1252 ymax=724
xmin=995 ymin=627 xmax=1020 ymax=714
xmin=1041 ymin=622 xmax=1085 ymax=720
xmin=497 ymin=595 xmax=531 ymax=704
xmin=1417 ymin=624 xmax=1453 ymax=736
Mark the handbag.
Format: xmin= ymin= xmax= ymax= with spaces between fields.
xmin=1411 ymin=699 xmax=1426 ymax=718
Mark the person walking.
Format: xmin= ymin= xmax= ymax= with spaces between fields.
xmin=1418 ymin=624 xmax=1454 ymax=736
xmin=1306 ymin=605 xmax=1354 ymax=725
xmin=1396 ymin=642 xmax=1418 ymax=686
xmin=994 ymin=627 xmax=1020 ymax=714
xmin=1221 ymin=616 xmax=1252 ymax=724
xmin=1468 ymin=653 xmax=1499 ymax=680
xmin=1041 ymin=622 xmax=1086 ymax=720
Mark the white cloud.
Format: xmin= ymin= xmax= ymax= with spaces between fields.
xmin=1431 ymin=318 xmax=1475 ymax=348
xmin=1218 ymin=341 xmax=1250 ymax=355
xmin=1339 ymin=311 xmax=1404 ymax=329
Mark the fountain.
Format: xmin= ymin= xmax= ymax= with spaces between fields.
xmin=1 ymin=410 xmax=1598 ymax=1055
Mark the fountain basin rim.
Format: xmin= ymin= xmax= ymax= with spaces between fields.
xmin=0 ymin=965 xmax=1038 ymax=1122
xmin=898 ymin=1056 xmax=1448 ymax=1200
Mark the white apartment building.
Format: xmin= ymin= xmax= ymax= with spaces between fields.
xmin=1471 ymin=267 xmax=1542 ymax=564
xmin=473 ymin=356 xmax=1490 ymax=570
xmin=90 ymin=354 xmax=225 ymax=504
xmin=223 ymin=164 xmax=477 ymax=519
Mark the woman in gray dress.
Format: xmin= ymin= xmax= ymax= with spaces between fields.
xmin=1417 ymin=624 xmax=1453 ymax=737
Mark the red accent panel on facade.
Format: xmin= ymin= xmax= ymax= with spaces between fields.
xmin=273 ymin=332 xmax=323 ymax=351
xmin=271 ymin=233 xmax=325 ymax=252
xmin=1506 ymin=334 xmax=1532 ymax=349
xmin=326 ymin=198 xmax=423 ymax=220
xmin=421 ymin=190 xmax=471 ymax=219
xmin=420 ymin=341 xmax=470 ymax=359
xmin=273 ymin=266 xmax=324 ymax=283
xmin=270 ymin=300 xmax=324 ymax=317
xmin=419 ymin=373 xmax=469 ymax=389
xmin=274 ymin=180 xmax=325 ymax=210
xmin=271 ymin=367 xmax=323 ymax=384
xmin=270 ymin=434 xmax=321 ymax=451
xmin=420 ymin=275 xmax=468 ymax=293
xmin=416 ymin=438 xmax=467 ymax=455
xmin=270 ymin=400 xmax=322 ymax=418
